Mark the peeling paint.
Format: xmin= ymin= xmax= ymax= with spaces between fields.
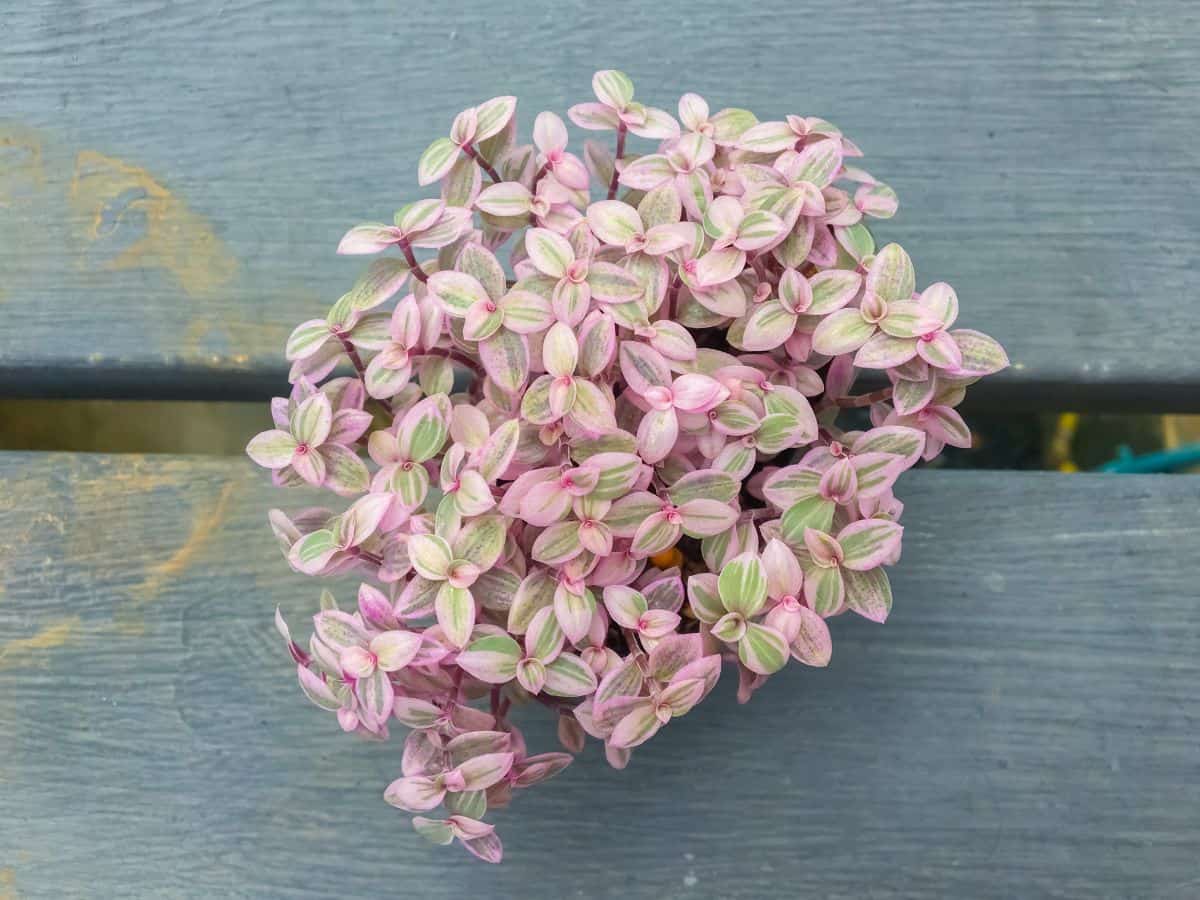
xmin=0 ymin=122 xmax=46 ymax=207
xmin=68 ymin=149 xmax=237 ymax=298
xmin=117 ymin=481 xmax=237 ymax=634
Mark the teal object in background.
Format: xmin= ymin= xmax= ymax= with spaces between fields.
xmin=1098 ymin=443 xmax=1200 ymax=473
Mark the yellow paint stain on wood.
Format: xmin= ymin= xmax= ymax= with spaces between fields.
xmin=68 ymin=149 xmax=237 ymax=298
xmin=0 ymin=616 xmax=81 ymax=672
xmin=117 ymin=481 xmax=237 ymax=634
xmin=0 ymin=123 xmax=46 ymax=207
xmin=0 ymin=866 xmax=16 ymax=900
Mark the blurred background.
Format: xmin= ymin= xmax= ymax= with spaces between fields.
xmin=4 ymin=401 xmax=1196 ymax=474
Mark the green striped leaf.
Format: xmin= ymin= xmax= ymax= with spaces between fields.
xmin=717 ymin=552 xmax=768 ymax=617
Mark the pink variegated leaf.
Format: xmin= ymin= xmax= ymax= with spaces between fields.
xmin=922 ymin=404 xmax=973 ymax=449
xmin=737 ymin=120 xmax=798 ymax=154
xmin=636 ymin=408 xmax=679 ymax=465
xmin=587 ymin=200 xmax=642 ymax=246
xmin=790 ymin=605 xmax=833 ymax=665
xmin=949 ymin=329 xmax=1010 ymax=376
xmin=479 ymin=329 xmax=530 ymax=395
xmin=543 ymin=652 xmax=599 ymax=697
xmin=542 ymin=321 xmax=580 ymax=378
xmin=460 ymin=831 xmax=504 ymax=864
xmin=418 ymin=138 xmax=462 ymax=186
xmin=856 ymin=181 xmax=898 ymax=218
xmin=413 ymin=206 xmax=473 ymax=249
xmin=804 ymin=564 xmax=845 ymax=616
xmin=793 ymin=138 xmax=844 ymax=189
xmin=569 ymin=101 xmax=622 ymax=131
xmin=855 ymin=333 xmax=919 ymax=369
xmin=717 ymin=552 xmax=768 ymax=617
xmin=247 ymin=429 xmax=298 ymax=469
xmin=677 ymin=498 xmax=739 ymax=538
xmin=568 ymin=380 xmax=618 ymax=435
xmin=512 ymin=752 xmax=573 ymax=788
xmin=738 ymin=622 xmax=789 ymax=675
xmin=553 ymin=585 xmax=596 ymax=645
xmin=852 ymin=426 xmax=927 ymax=466
xmin=695 ymin=247 xmax=746 ymax=287
xmin=812 ymin=308 xmax=874 ymax=356
xmin=592 ymin=69 xmax=634 ymax=110
xmin=533 ymin=110 xmax=568 ymax=153
xmin=866 ymin=243 xmax=916 ymax=303
xmin=807 ymin=269 xmax=863 ymax=315
xmin=881 ymin=301 xmax=941 ymax=339
xmin=525 ymin=227 xmax=574 ymax=279
xmin=384 ymin=774 xmax=446 ymax=812
xmin=838 ymin=519 xmax=903 ymax=571
xmin=630 ymin=510 xmax=682 ymax=558
xmin=533 ymin=522 xmax=585 ymax=566
xmin=356 ymin=666 xmax=395 ymax=728
xmin=741 ymin=301 xmax=798 ymax=351
xmin=427 ymin=271 xmax=489 ymax=318
xmin=762 ymin=538 xmax=803 ymax=600
xmin=338 ymin=222 xmax=402 ymax=254
xmin=603 ymin=585 xmax=647 ymax=630
xmin=456 ymin=634 xmax=521 ymax=684
xmin=296 ymin=665 xmax=341 ymax=711
xmin=917 ymin=330 xmax=965 ymax=370
xmin=763 ymin=465 xmax=821 ymax=508
xmin=843 ymin=566 xmax=894 ymax=623
xmin=473 ymin=95 xmax=517 ymax=142
xmin=454 ymin=751 xmax=514 ymax=792
xmin=393 ymin=697 xmax=444 ymax=730
xmin=629 ymin=106 xmax=680 ymax=139
xmin=587 ymin=262 xmax=642 ymax=303
xmin=475 ymin=181 xmax=533 ymax=217
xmin=525 ymin=604 xmax=566 ymax=663
xmin=671 ymin=373 xmax=728 ymax=412
xmin=609 ymin=701 xmax=662 ymax=749
xmin=619 ymin=154 xmax=675 ymax=190
xmin=435 ymin=584 xmax=476 ymax=648
xmin=619 ymin=341 xmax=671 ymax=394
xmin=685 ymin=572 xmax=724 ymax=624
xmin=892 ymin=377 xmax=936 ymax=416
xmin=412 ymin=817 xmax=455 ymax=846
xmin=852 ymin=452 xmax=908 ymax=499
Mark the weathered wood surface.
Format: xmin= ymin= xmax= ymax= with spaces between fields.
xmin=2 ymin=1 xmax=1199 ymax=408
xmin=0 ymin=455 xmax=1197 ymax=897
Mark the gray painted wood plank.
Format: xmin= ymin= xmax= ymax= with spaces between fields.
xmin=1 ymin=0 xmax=1198 ymax=408
xmin=0 ymin=455 xmax=1197 ymax=897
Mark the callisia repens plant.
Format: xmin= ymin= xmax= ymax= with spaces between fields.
xmin=248 ymin=70 xmax=1009 ymax=864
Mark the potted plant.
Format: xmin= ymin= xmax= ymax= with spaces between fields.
xmin=248 ymin=70 xmax=1008 ymax=863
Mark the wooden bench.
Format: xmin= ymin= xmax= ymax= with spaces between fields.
xmin=2 ymin=2 xmax=1198 ymax=896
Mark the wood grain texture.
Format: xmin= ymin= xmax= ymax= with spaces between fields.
xmin=1 ymin=0 xmax=1198 ymax=408
xmin=0 ymin=454 xmax=1198 ymax=897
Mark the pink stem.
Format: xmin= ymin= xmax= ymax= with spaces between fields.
xmin=337 ymin=336 xmax=394 ymax=417
xmin=419 ymin=347 xmax=485 ymax=379
xmin=462 ymin=143 xmax=502 ymax=183
xmin=397 ymin=238 xmax=430 ymax=283
xmin=606 ymin=123 xmax=627 ymax=200
xmin=835 ymin=386 xmax=893 ymax=408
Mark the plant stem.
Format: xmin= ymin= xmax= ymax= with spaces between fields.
xmin=349 ymin=546 xmax=384 ymax=566
xmin=606 ymin=123 xmax=627 ymax=200
xmin=338 ymin=336 xmax=394 ymax=417
xmin=397 ymin=239 xmax=430 ymax=283
xmin=835 ymin=386 xmax=893 ymax=408
xmin=420 ymin=346 xmax=485 ymax=379
xmin=463 ymin=143 xmax=502 ymax=183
